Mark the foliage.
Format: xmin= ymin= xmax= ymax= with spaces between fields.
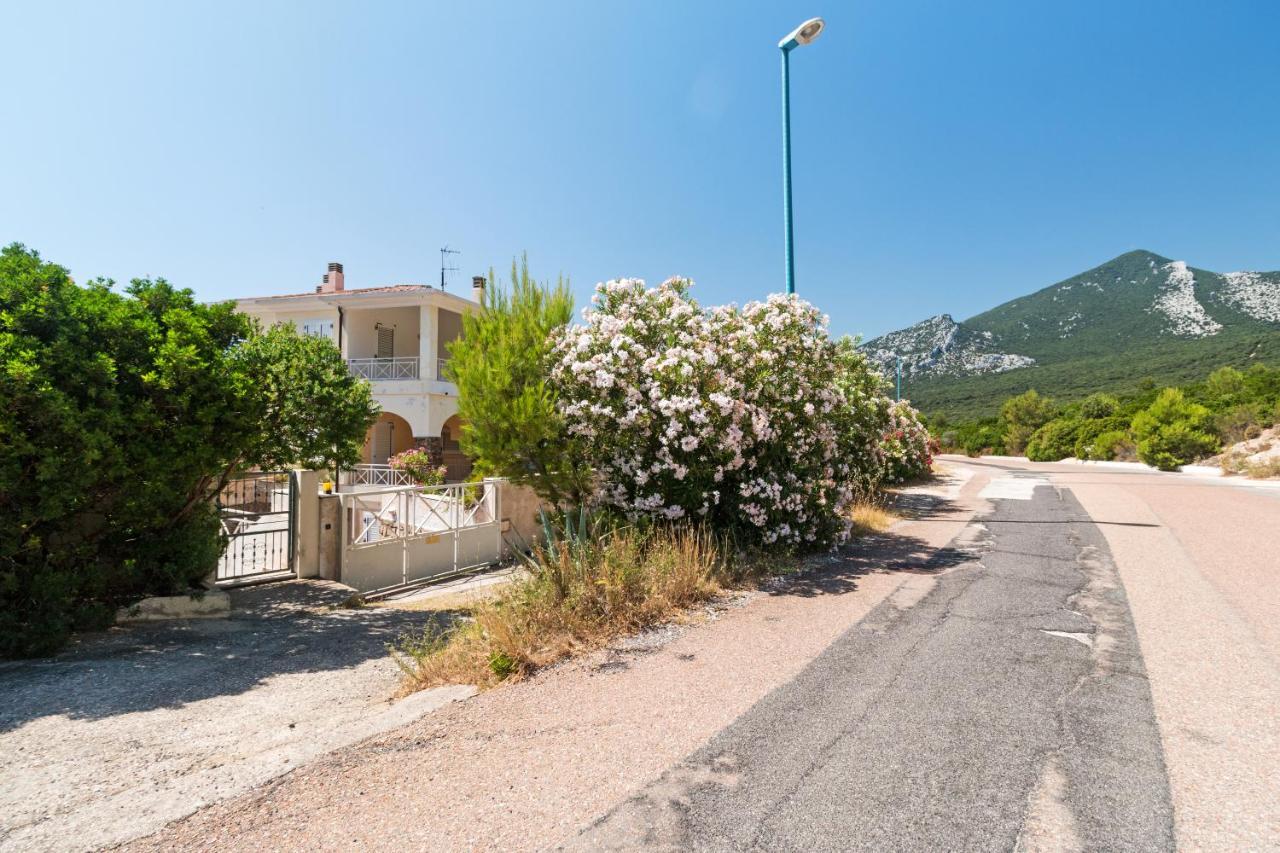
xmin=392 ymin=521 xmax=733 ymax=689
xmin=878 ymin=400 xmax=935 ymax=482
xmin=388 ymin=448 xmax=446 ymax=486
xmin=549 ymin=279 xmax=892 ymax=548
xmin=1131 ymin=388 xmax=1219 ymax=470
xmin=1078 ymin=392 xmax=1120 ymax=420
xmin=1025 ymin=418 xmax=1081 ymax=462
xmin=447 ymin=256 xmax=590 ymax=506
xmin=999 ymin=390 xmax=1056 ymax=454
xmin=0 ymin=244 xmax=375 ymax=657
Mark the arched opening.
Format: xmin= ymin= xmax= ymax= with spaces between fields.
xmin=363 ymin=411 xmax=415 ymax=464
xmin=439 ymin=414 xmax=473 ymax=482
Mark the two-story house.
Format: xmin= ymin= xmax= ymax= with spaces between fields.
xmin=236 ymin=262 xmax=482 ymax=480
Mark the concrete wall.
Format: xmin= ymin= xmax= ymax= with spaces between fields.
xmin=498 ymin=482 xmax=549 ymax=557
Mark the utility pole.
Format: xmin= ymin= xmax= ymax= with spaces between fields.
xmin=439 ymin=246 xmax=460 ymax=290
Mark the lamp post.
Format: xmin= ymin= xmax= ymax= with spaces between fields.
xmin=896 ymin=355 xmax=902 ymax=402
xmin=778 ymin=17 xmax=825 ymax=295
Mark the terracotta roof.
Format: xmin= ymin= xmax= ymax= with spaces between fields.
xmin=237 ymin=284 xmax=435 ymax=301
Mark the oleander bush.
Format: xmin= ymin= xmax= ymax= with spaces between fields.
xmin=549 ymin=278 xmax=895 ymax=548
xmin=878 ymin=400 xmax=935 ymax=482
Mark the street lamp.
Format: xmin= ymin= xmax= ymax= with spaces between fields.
xmin=778 ymin=17 xmax=824 ymax=295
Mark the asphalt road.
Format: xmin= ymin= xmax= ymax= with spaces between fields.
xmin=573 ymin=460 xmax=1279 ymax=851
xmin=70 ymin=459 xmax=1278 ymax=851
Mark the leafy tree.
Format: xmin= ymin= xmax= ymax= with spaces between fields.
xmin=999 ymin=390 xmax=1056 ymax=454
xmin=1078 ymin=392 xmax=1120 ymax=420
xmin=447 ymin=256 xmax=590 ymax=506
xmin=1131 ymin=388 xmax=1219 ymax=470
xmin=0 ymin=244 xmax=375 ymax=656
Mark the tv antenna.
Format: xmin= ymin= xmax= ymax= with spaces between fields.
xmin=439 ymin=245 xmax=460 ymax=290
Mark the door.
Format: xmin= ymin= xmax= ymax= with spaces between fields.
xmin=372 ymin=420 xmax=393 ymax=464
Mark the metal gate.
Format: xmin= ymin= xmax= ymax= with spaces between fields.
xmin=215 ymin=471 xmax=296 ymax=584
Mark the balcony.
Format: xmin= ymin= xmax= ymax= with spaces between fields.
xmin=347 ymin=356 xmax=455 ymax=383
xmin=347 ymin=357 xmax=419 ymax=381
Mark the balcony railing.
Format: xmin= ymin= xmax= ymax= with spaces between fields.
xmin=348 ymin=357 xmax=419 ymax=381
xmin=340 ymin=464 xmax=416 ymax=489
xmin=437 ymin=358 xmax=452 ymax=381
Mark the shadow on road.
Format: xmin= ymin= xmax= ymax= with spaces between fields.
xmin=0 ymin=580 xmax=464 ymax=732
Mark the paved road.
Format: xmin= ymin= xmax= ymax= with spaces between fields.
xmin=91 ymin=460 xmax=1279 ymax=851
xmin=574 ymin=459 xmax=1279 ymax=851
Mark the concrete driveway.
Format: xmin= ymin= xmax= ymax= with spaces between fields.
xmin=0 ymin=580 xmax=471 ymax=853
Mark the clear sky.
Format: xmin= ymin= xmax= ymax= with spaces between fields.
xmin=3 ymin=1 xmax=1278 ymax=339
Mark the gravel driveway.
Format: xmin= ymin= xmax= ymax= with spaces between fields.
xmin=0 ymin=580 xmax=471 ymax=852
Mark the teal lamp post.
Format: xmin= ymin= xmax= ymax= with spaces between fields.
xmin=778 ymin=17 xmax=825 ymax=295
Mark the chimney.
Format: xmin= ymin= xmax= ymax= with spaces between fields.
xmin=318 ymin=262 xmax=345 ymax=293
xmin=471 ymin=275 xmax=486 ymax=305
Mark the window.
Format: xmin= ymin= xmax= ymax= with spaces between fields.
xmin=300 ymin=318 xmax=335 ymax=339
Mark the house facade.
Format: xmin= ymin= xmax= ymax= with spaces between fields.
xmin=236 ymin=262 xmax=483 ymax=480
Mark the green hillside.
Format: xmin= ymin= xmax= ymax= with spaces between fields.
xmin=865 ymin=250 xmax=1280 ymax=421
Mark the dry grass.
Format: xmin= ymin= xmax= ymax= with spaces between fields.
xmin=849 ymin=499 xmax=898 ymax=537
xmin=1245 ymin=457 xmax=1280 ymax=479
xmin=391 ymin=524 xmax=737 ymax=691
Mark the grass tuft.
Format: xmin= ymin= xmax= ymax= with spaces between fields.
xmin=391 ymin=524 xmax=740 ymax=691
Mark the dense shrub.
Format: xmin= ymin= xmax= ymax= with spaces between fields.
xmin=1025 ymin=418 xmax=1081 ymax=461
xmin=1083 ymin=429 xmax=1135 ymax=461
xmin=1 ymin=244 xmax=375 ymax=656
xmin=550 ymin=278 xmax=892 ymax=548
xmin=1131 ymin=388 xmax=1219 ymax=470
xmin=1000 ymin=390 xmax=1056 ymax=455
xmin=1072 ymin=416 xmax=1131 ymax=459
xmin=1078 ymin=393 xmax=1120 ymax=420
xmin=878 ymin=401 xmax=935 ymax=482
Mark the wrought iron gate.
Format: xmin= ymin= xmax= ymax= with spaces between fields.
xmin=215 ymin=471 xmax=296 ymax=584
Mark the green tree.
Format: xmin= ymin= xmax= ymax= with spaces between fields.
xmin=0 ymin=244 xmax=376 ymax=656
xmin=447 ymin=256 xmax=589 ymax=506
xmin=999 ymin=390 xmax=1056 ymax=454
xmin=1078 ymin=392 xmax=1120 ymax=420
xmin=1131 ymin=388 xmax=1219 ymax=470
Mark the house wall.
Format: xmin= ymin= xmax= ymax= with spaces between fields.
xmin=238 ymin=305 xmax=341 ymax=345
xmin=344 ymin=307 xmax=421 ymax=360
xmin=437 ymin=309 xmax=463 ymax=361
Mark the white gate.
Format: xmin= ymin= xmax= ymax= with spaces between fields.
xmin=335 ymin=479 xmax=503 ymax=594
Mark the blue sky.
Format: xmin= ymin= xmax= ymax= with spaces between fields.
xmin=3 ymin=1 xmax=1278 ymax=339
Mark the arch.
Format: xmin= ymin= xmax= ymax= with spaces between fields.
xmin=439 ymin=414 xmax=473 ymax=482
xmin=363 ymin=411 xmax=415 ymax=464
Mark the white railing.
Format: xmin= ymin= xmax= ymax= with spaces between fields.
xmin=436 ymin=357 xmax=451 ymax=381
xmin=340 ymin=464 xmax=416 ymax=488
xmin=343 ymin=481 xmax=497 ymax=548
xmin=347 ymin=357 xmax=420 ymax=381
xmin=335 ymin=479 xmax=504 ymax=595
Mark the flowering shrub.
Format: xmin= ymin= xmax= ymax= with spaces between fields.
xmin=388 ymin=448 xmax=447 ymax=486
xmin=549 ymin=278 xmax=892 ymax=548
xmin=877 ymin=401 xmax=935 ymax=483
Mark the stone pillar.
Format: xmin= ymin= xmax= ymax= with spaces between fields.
xmin=292 ymin=469 xmax=324 ymax=578
xmin=318 ymin=494 xmax=342 ymax=582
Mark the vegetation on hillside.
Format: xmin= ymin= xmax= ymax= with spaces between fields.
xmin=934 ymin=363 xmax=1280 ymax=471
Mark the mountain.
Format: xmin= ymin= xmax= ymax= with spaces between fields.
xmin=862 ymin=250 xmax=1280 ymax=419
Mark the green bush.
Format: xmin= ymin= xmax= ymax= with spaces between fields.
xmin=1025 ymin=418 xmax=1081 ymax=461
xmin=1000 ymin=390 xmax=1056 ymax=455
xmin=1131 ymin=388 xmax=1219 ymax=470
xmin=1081 ymin=429 xmax=1134 ymax=461
xmin=1 ymin=244 xmax=375 ymax=656
xmin=1078 ymin=393 xmax=1120 ymax=420
xmin=1072 ymin=416 xmax=1130 ymax=459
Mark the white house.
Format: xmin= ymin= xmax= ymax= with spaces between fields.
xmin=236 ymin=262 xmax=483 ymax=480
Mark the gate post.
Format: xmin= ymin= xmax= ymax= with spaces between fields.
xmin=292 ymin=469 xmax=323 ymax=579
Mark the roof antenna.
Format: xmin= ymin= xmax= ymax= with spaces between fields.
xmin=439 ymin=245 xmax=460 ymax=290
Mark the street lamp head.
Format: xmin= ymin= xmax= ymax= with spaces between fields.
xmin=779 ymin=17 xmax=825 ymax=50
